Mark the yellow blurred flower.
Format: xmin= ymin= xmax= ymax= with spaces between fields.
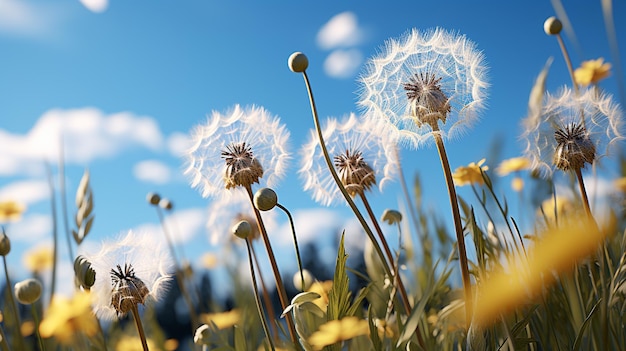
xmin=21 ymin=320 xmax=35 ymax=337
xmin=0 ymin=201 xmax=26 ymax=222
xmin=496 ymin=157 xmax=530 ymax=176
xmin=23 ymin=246 xmax=54 ymax=273
xmin=307 ymin=280 xmax=333 ymax=311
xmin=39 ymin=291 xmax=99 ymax=345
xmin=308 ymin=316 xmax=369 ymax=350
xmin=200 ymin=252 xmax=218 ymax=269
xmin=116 ymin=335 xmax=160 ymax=351
xmin=614 ymin=177 xmax=626 ymax=193
xmin=539 ymin=196 xmax=577 ymax=224
xmin=164 ymin=339 xmax=179 ymax=351
xmin=453 ymin=159 xmax=489 ymax=186
xmin=472 ymin=216 xmax=610 ymax=328
xmin=199 ymin=309 xmax=240 ymax=329
xmin=574 ymin=58 xmax=611 ymax=86
xmin=511 ymin=177 xmax=524 ymax=192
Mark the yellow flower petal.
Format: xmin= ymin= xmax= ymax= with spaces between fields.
xmin=0 ymin=201 xmax=26 ymax=222
xmin=574 ymin=58 xmax=611 ymax=86
xmin=496 ymin=157 xmax=531 ymax=176
xmin=453 ymin=159 xmax=489 ymax=186
xmin=199 ymin=309 xmax=241 ymax=329
xmin=308 ymin=317 xmax=369 ymax=350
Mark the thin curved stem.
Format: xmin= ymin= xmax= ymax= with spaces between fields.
xmin=297 ymin=69 xmax=425 ymax=348
xmin=2 ymin=253 xmax=26 ymax=351
xmin=275 ymin=203 xmax=305 ymax=291
xmin=244 ymin=185 xmax=300 ymax=349
xmin=555 ymin=34 xmax=579 ymax=96
xmin=359 ymin=193 xmax=412 ymax=315
xmin=0 ymin=324 xmax=9 ymax=351
xmin=130 ymin=305 xmax=149 ymax=351
xmin=245 ymin=239 xmax=276 ymax=351
xmin=433 ymin=133 xmax=473 ymax=325
xmin=58 ymin=137 xmax=74 ymax=264
xmin=45 ymin=162 xmax=58 ymax=306
xmin=250 ymin=243 xmax=278 ymax=339
xmin=31 ymin=303 xmax=46 ymax=351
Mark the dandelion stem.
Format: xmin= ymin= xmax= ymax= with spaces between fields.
xmin=297 ymin=69 xmax=425 ymax=348
xmin=31 ymin=303 xmax=46 ymax=351
xmin=394 ymin=147 xmax=422 ymax=243
xmin=359 ymin=193 xmax=412 ymax=314
xmin=2 ymin=254 xmax=26 ymax=351
xmin=275 ymin=203 xmax=305 ymax=291
xmin=250 ymin=243 xmax=278 ymax=339
xmin=130 ymin=304 xmax=149 ymax=351
xmin=45 ymin=162 xmax=59 ymax=306
xmin=244 ymin=185 xmax=301 ymax=349
xmin=555 ymin=33 xmax=579 ymax=96
xmin=154 ymin=206 xmax=199 ymax=329
xmin=433 ymin=132 xmax=473 ymax=325
xmin=574 ymin=168 xmax=593 ymax=219
xmin=58 ymin=137 xmax=74 ymax=264
xmin=245 ymin=238 xmax=276 ymax=351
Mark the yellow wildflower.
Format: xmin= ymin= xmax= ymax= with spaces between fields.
xmin=164 ymin=339 xmax=179 ymax=351
xmin=199 ymin=309 xmax=240 ymax=329
xmin=307 ymin=280 xmax=333 ymax=311
xmin=452 ymin=159 xmax=489 ymax=186
xmin=511 ymin=177 xmax=524 ymax=192
xmin=614 ymin=177 xmax=626 ymax=193
xmin=0 ymin=201 xmax=26 ymax=222
xmin=539 ymin=196 xmax=577 ymax=224
xmin=200 ymin=252 xmax=218 ymax=269
xmin=39 ymin=292 xmax=99 ymax=345
xmin=472 ymin=216 xmax=610 ymax=328
xmin=115 ymin=335 xmax=160 ymax=351
xmin=496 ymin=157 xmax=530 ymax=176
xmin=308 ymin=316 xmax=370 ymax=350
xmin=23 ymin=246 xmax=54 ymax=273
xmin=574 ymin=58 xmax=611 ymax=86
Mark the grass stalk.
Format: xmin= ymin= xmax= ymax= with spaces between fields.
xmin=245 ymin=238 xmax=276 ymax=351
xmin=275 ymin=203 xmax=305 ymax=291
xmin=130 ymin=305 xmax=149 ymax=351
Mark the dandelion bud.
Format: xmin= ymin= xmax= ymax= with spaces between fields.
xmin=146 ymin=192 xmax=161 ymax=206
xmin=381 ymin=209 xmax=403 ymax=225
xmin=0 ymin=231 xmax=10 ymax=256
xmin=253 ymin=188 xmax=277 ymax=211
xmin=15 ymin=278 xmax=42 ymax=304
xmin=293 ymin=269 xmax=314 ymax=291
xmin=159 ymin=198 xmax=173 ymax=210
xmin=194 ymin=324 xmax=211 ymax=345
xmin=544 ymin=17 xmax=562 ymax=35
xmin=288 ymin=52 xmax=309 ymax=72
xmin=74 ymin=255 xmax=96 ymax=290
xmin=232 ymin=220 xmax=252 ymax=239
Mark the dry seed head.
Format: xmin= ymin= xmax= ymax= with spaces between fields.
xmin=553 ymin=123 xmax=596 ymax=171
xmin=146 ymin=192 xmax=161 ymax=206
xmin=334 ymin=148 xmax=377 ymax=197
xmin=288 ymin=52 xmax=309 ymax=72
xmin=404 ymin=72 xmax=451 ymax=129
xmin=221 ymin=142 xmax=264 ymax=189
xmin=109 ymin=263 xmax=150 ymax=317
xmin=544 ymin=17 xmax=562 ymax=35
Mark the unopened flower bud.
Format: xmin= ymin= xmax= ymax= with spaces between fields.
xmin=544 ymin=17 xmax=562 ymax=35
xmin=74 ymin=255 xmax=96 ymax=290
xmin=159 ymin=198 xmax=173 ymax=210
xmin=232 ymin=220 xmax=252 ymax=239
xmin=146 ymin=192 xmax=161 ymax=206
xmin=289 ymin=52 xmax=309 ymax=73
xmin=0 ymin=231 xmax=10 ymax=256
xmin=381 ymin=209 xmax=403 ymax=225
xmin=15 ymin=278 xmax=42 ymax=304
xmin=254 ymin=188 xmax=277 ymax=211
xmin=293 ymin=269 xmax=314 ymax=291
xmin=194 ymin=324 xmax=211 ymax=345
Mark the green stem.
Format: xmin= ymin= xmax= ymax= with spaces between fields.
xmin=58 ymin=137 xmax=74 ymax=264
xmin=154 ymin=207 xmax=199 ymax=329
xmin=433 ymin=133 xmax=473 ymax=325
xmin=297 ymin=68 xmax=425 ymax=349
xmin=130 ymin=304 xmax=149 ymax=351
xmin=45 ymin=163 xmax=58 ymax=306
xmin=244 ymin=185 xmax=300 ymax=349
xmin=275 ymin=203 xmax=305 ymax=291
xmin=245 ymin=239 xmax=276 ymax=351
xmin=2 ymin=255 xmax=26 ymax=351
xmin=31 ymin=304 xmax=46 ymax=351
xmin=0 ymin=324 xmax=9 ymax=351
xmin=250 ymin=243 xmax=278 ymax=339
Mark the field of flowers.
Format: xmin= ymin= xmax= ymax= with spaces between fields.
xmin=0 ymin=6 xmax=625 ymax=351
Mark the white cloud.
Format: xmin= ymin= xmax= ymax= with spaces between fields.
xmin=167 ymin=132 xmax=192 ymax=157
xmin=316 ymin=11 xmax=364 ymax=50
xmin=323 ymin=49 xmax=363 ymax=78
xmin=276 ymin=208 xmax=344 ymax=246
xmin=0 ymin=0 xmax=64 ymax=38
xmin=80 ymin=0 xmax=108 ymax=13
xmin=0 ymin=180 xmax=49 ymax=205
xmin=0 ymin=108 xmax=164 ymax=176
xmin=133 ymin=160 xmax=172 ymax=185
xmin=8 ymin=213 xmax=52 ymax=243
xmin=133 ymin=207 xmax=205 ymax=246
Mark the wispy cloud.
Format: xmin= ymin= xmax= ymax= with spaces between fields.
xmin=79 ymin=0 xmax=108 ymax=13
xmin=132 ymin=207 xmax=205 ymax=245
xmin=8 ymin=213 xmax=52 ymax=243
xmin=133 ymin=160 xmax=172 ymax=185
xmin=167 ymin=132 xmax=192 ymax=157
xmin=0 ymin=0 xmax=65 ymax=38
xmin=323 ymin=49 xmax=363 ymax=78
xmin=316 ymin=11 xmax=364 ymax=50
xmin=0 ymin=180 xmax=49 ymax=205
xmin=0 ymin=108 xmax=164 ymax=176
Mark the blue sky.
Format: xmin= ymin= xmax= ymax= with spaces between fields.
xmin=0 ymin=0 xmax=625 ymax=296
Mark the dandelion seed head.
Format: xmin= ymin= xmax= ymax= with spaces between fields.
xmin=81 ymin=230 xmax=173 ymax=320
xmin=522 ymin=87 xmax=624 ymax=177
xmin=299 ymin=113 xmax=398 ymax=206
xmin=358 ymin=27 xmax=489 ymax=148
xmin=184 ymin=105 xmax=290 ymax=199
